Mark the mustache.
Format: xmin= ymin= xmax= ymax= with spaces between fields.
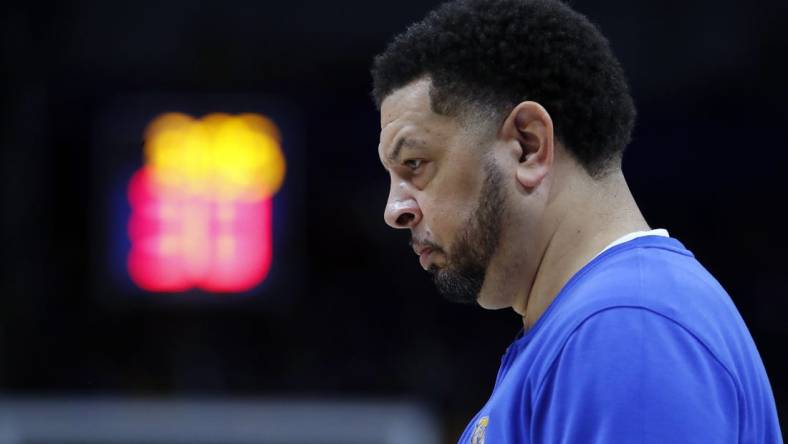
xmin=409 ymin=237 xmax=444 ymax=253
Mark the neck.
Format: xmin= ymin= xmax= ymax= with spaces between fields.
xmin=514 ymin=168 xmax=650 ymax=329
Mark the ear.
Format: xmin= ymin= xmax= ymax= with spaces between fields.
xmin=500 ymin=101 xmax=555 ymax=190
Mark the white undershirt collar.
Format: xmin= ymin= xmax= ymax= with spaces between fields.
xmin=593 ymin=228 xmax=670 ymax=260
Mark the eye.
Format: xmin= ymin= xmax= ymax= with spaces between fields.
xmin=403 ymin=159 xmax=423 ymax=170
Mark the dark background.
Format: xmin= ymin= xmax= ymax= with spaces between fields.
xmin=1 ymin=0 xmax=786 ymax=441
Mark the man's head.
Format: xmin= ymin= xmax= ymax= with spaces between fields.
xmin=374 ymin=0 xmax=636 ymax=308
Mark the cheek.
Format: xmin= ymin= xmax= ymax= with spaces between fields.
xmin=421 ymin=190 xmax=476 ymax=247
xmin=420 ymin=150 xmax=485 ymax=246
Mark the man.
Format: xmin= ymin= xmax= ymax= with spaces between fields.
xmin=371 ymin=0 xmax=782 ymax=442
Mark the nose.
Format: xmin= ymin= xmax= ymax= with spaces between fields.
xmin=384 ymin=188 xmax=422 ymax=229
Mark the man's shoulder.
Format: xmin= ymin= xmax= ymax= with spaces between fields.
xmin=531 ymin=236 xmax=749 ymax=379
xmin=559 ymin=235 xmax=735 ymax=326
xmin=493 ymin=238 xmax=780 ymax=443
xmin=540 ymin=238 xmax=757 ymax=392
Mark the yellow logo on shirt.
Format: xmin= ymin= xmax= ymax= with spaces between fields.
xmin=470 ymin=416 xmax=489 ymax=444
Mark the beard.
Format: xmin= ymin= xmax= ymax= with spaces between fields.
xmin=429 ymin=159 xmax=505 ymax=304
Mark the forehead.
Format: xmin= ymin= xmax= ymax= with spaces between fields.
xmin=378 ymin=79 xmax=455 ymax=156
xmin=380 ymin=79 xmax=434 ymax=129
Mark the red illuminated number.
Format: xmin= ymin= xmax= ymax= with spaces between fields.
xmin=127 ymin=113 xmax=284 ymax=293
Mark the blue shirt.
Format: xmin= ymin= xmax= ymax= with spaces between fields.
xmin=459 ymin=236 xmax=782 ymax=443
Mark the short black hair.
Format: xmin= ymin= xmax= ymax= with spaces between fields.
xmin=371 ymin=0 xmax=636 ymax=177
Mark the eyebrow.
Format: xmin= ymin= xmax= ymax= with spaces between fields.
xmin=387 ymin=137 xmax=426 ymax=165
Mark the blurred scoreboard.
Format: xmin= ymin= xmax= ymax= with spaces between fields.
xmin=90 ymin=94 xmax=305 ymax=306
xmin=128 ymin=113 xmax=285 ymax=293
